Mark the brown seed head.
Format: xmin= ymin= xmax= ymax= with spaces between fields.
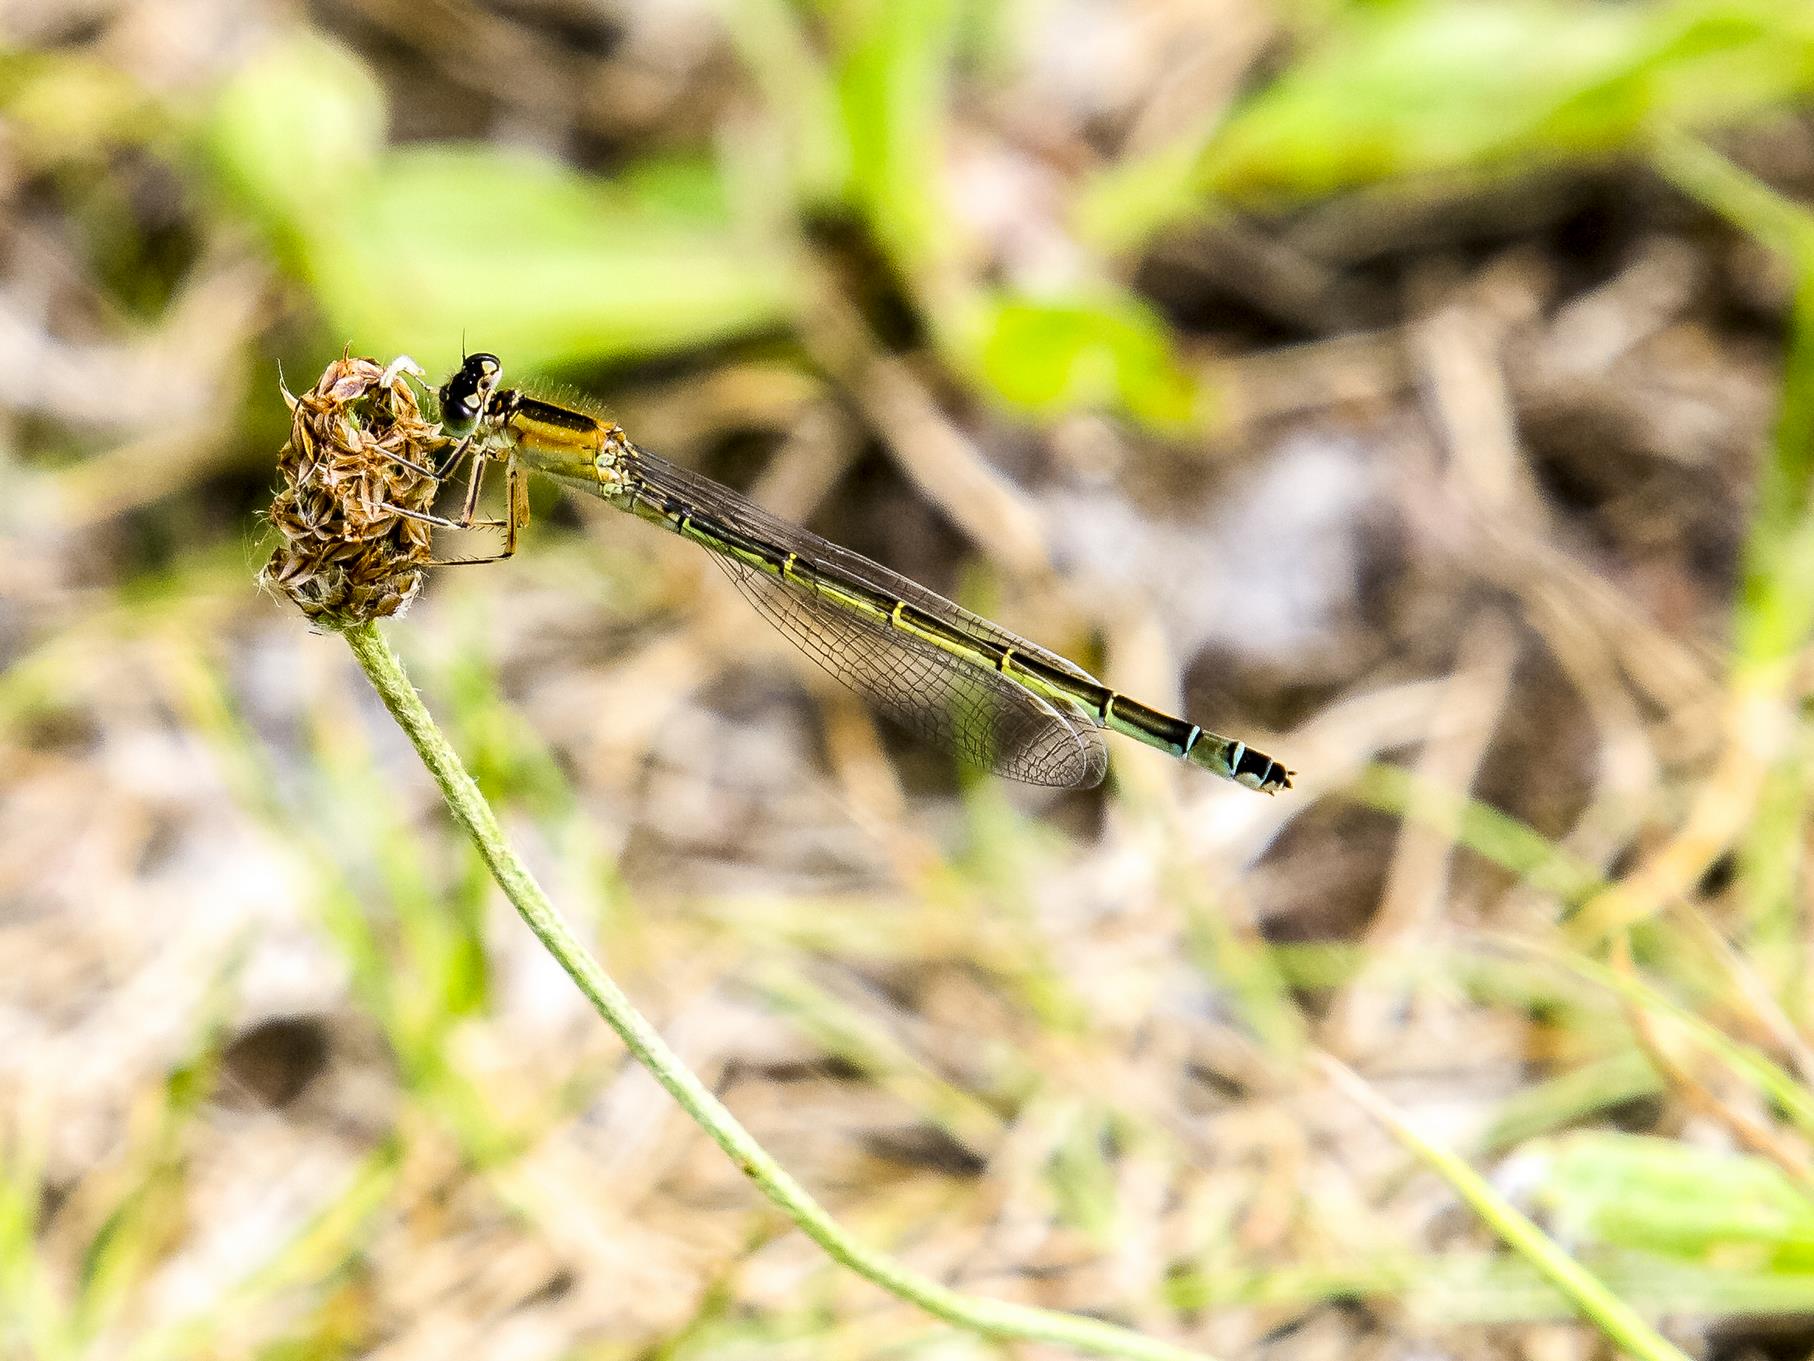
xmin=261 ymin=354 xmax=442 ymax=628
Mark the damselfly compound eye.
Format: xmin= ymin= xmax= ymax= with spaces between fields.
xmin=438 ymin=352 xmax=503 ymax=437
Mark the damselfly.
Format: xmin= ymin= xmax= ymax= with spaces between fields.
xmin=423 ymin=353 xmax=1291 ymax=794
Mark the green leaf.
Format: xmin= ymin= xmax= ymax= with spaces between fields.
xmin=308 ymin=146 xmax=796 ymax=372
xmin=206 ymin=34 xmax=386 ymax=252
xmin=833 ymin=0 xmax=963 ymax=273
xmin=963 ymin=291 xmax=1207 ymax=430
xmin=1527 ymin=1132 xmax=1814 ymax=1266
xmin=1082 ymin=0 xmax=1814 ymax=247
xmin=204 ymin=35 xmax=796 ymax=371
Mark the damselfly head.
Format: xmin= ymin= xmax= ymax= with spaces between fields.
xmin=438 ymin=352 xmax=502 ymax=437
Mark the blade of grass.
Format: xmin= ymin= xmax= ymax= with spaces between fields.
xmin=1169 ymin=1250 xmax=1814 ymax=1323
xmin=1494 ymin=939 xmax=1814 ymax=1141
xmin=0 ymin=1112 xmax=70 ymax=1361
xmin=1482 ymin=1051 xmax=1663 ymax=1153
xmin=749 ymin=962 xmax=1006 ymax=1155
xmin=1651 ymin=130 xmax=1814 ymax=1059
xmin=124 ymin=1141 xmax=403 ymax=1361
xmin=1556 ymin=136 xmax=1814 ymax=947
xmin=69 ymin=956 xmax=240 ymax=1350
xmin=1350 ymin=761 xmax=1609 ymax=909
xmin=1320 ymin=1054 xmax=1693 ymax=1361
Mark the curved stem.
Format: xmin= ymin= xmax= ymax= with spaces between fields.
xmin=341 ymin=620 xmax=1217 ymax=1361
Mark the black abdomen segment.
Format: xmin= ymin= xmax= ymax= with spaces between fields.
xmin=1007 ymin=653 xmax=1290 ymax=790
xmin=1100 ymin=693 xmax=1199 ymax=756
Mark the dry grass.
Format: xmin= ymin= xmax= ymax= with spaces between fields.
xmin=4 ymin=2 xmax=1814 ymax=1359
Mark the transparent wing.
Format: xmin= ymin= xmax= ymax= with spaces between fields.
xmin=713 ymin=553 xmax=1108 ymax=787
xmin=553 ymin=445 xmax=1110 ymax=788
xmin=624 ymin=446 xmax=1104 ymax=686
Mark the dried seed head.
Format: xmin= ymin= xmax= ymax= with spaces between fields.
xmin=261 ymin=354 xmax=442 ymax=628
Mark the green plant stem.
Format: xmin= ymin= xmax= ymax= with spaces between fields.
xmin=340 ymin=620 xmax=1216 ymax=1361
xmin=1319 ymin=1055 xmax=1692 ymax=1361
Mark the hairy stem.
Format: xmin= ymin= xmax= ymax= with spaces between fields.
xmin=340 ymin=619 xmax=1217 ymax=1361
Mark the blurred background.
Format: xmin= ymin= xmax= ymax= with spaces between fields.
xmin=6 ymin=0 xmax=1814 ymax=1357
